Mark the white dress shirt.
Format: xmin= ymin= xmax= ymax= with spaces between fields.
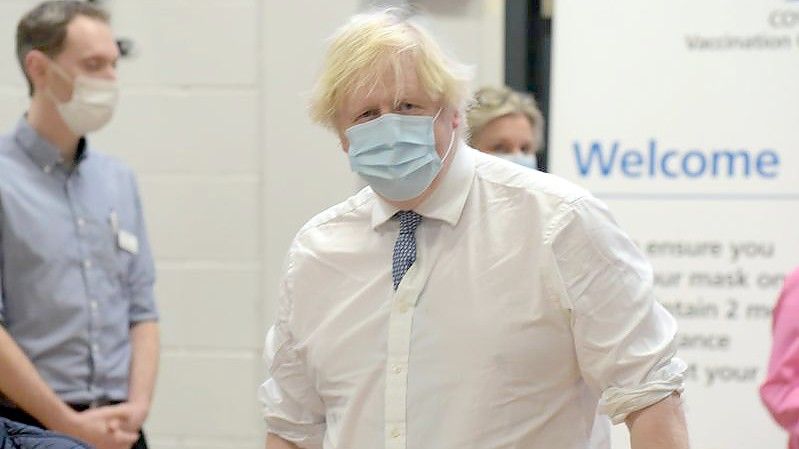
xmin=259 ymin=144 xmax=685 ymax=449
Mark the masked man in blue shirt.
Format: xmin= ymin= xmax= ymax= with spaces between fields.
xmin=0 ymin=2 xmax=159 ymax=449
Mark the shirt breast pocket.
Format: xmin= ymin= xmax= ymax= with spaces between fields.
xmin=112 ymin=220 xmax=138 ymax=280
xmin=94 ymin=207 xmax=136 ymax=287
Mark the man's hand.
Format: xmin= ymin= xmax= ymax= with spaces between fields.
xmin=56 ymin=407 xmax=139 ymax=449
xmin=101 ymin=401 xmax=150 ymax=433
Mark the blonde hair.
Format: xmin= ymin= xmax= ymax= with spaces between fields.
xmin=310 ymin=8 xmax=471 ymax=128
xmin=466 ymin=86 xmax=545 ymax=153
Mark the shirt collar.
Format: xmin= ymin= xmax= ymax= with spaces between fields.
xmin=370 ymin=141 xmax=476 ymax=229
xmin=13 ymin=116 xmax=88 ymax=173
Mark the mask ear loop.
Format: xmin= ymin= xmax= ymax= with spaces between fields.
xmin=433 ymin=108 xmax=456 ymax=164
xmin=48 ymin=61 xmax=73 ymax=83
xmin=45 ymin=61 xmax=74 ymax=105
xmin=439 ymin=128 xmax=456 ymax=163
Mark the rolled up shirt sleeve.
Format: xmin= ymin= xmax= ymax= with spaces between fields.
xmin=126 ymin=172 xmax=158 ymax=324
xmin=259 ymin=250 xmax=326 ymax=448
xmin=548 ymin=195 xmax=685 ymax=424
xmin=760 ymin=268 xmax=799 ymax=435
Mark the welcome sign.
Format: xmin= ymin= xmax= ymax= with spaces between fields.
xmin=549 ymin=0 xmax=799 ymax=447
xmin=573 ymin=139 xmax=780 ymax=179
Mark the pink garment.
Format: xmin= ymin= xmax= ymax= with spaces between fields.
xmin=761 ymin=268 xmax=799 ymax=449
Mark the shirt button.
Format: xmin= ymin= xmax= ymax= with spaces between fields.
xmin=77 ymin=218 xmax=86 ymax=227
xmin=92 ymin=343 xmax=99 ymax=352
xmin=43 ymin=165 xmax=52 ymax=174
xmin=390 ymin=428 xmax=401 ymax=438
xmin=398 ymin=302 xmax=409 ymax=313
xmin=90 ymin=301 xmax=99 ymax=311
xmin=83 ymin=259 xmax=92 ymax=269
xmin=392 ymin=365 xmax=403 ymax=374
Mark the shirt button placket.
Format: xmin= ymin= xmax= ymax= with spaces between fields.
xmin=385 ymin=287 xmax=414 ymax=449
xmin=68 ymin=175 xmax=101 ymax=392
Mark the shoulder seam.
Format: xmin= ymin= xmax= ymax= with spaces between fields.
xmin=295 ymin=194 xmax=374 ymax=240
xmin=542 ymin=196 xmax=588 ymax=245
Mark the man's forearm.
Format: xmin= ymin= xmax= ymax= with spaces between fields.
xmin=128 ymin=321 xmax=160 ymax=409
xmin=0 ymin=326 xmax=75 ymax=430
xmin=266 ymin=433 xmax=301 ymax=449
xmin=627 ymin=393 xmax=690 ymax=449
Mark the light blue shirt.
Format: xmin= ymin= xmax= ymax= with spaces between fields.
xmin=0 ymin=118 xmax=158 ymax=404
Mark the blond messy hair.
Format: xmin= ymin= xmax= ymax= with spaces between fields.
xmin=466 ymin=86 xmax=546 ymax=153
xmin=310 ymin=8 xmax=471 ymax=128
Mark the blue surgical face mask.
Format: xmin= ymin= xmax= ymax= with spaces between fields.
xmin=496 ymin=152 xmax=537 ymax=170
xmin=346 ymin=110 xmax=455 ymax=201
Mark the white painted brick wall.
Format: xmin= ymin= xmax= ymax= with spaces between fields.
xmin=93 ymin=90 xmax=261 ymax=175
xmin=1 ymin=1 xmax=503 ymax=448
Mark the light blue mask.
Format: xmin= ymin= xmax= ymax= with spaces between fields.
xmin=346 ymin=111 xmax=454 ymax=201
xmin=496 ymin=152 xmax=538 ymax=170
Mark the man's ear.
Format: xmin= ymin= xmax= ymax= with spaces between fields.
xmin=25 ymin=50 xmax=50 ymax=93
xmin=451 ymin=109 xmax=461 ymax=130
xmin=339 ymin=135 xmax=350 ymax=153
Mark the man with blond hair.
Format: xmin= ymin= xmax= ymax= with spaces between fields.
xmin=0 ymin=2 xmax=158 ymax=449
xmin=260 ymin=8 xmax=689 ymax=449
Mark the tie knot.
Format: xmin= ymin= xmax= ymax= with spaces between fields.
xmin=395 ymin=210 xmax=422 ymax=235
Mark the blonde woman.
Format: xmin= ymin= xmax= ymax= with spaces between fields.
xmin=467 ymin=85 xmax=544 ymax=169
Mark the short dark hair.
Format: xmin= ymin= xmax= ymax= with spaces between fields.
xmin=16 ymin=1 xmax=110 ymax=96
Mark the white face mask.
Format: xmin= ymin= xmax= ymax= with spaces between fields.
xmin=346 ymin=109 xmax=455 ymax=202
xmin=496 ymin=152 xmax=538 ymax=170
xmin=47 ymin=62 xmax=119 ymax=136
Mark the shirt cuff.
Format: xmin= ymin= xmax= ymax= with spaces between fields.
xmin=260 ymin=380 xmax=325 ymax=449
xmin=265 ymin=416 xmax=325 ymax=449
xmin=600 ymin=355 xmax=687 ymax=424
xmin=129 ymin=291 xmax=159 ymax=324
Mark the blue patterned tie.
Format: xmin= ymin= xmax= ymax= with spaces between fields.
xmin=392 ymin=211 xmax=423 ymax=290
